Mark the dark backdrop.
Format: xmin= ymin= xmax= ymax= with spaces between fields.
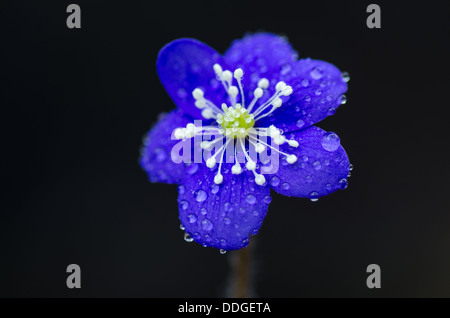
xmin=1 ymin=0 xmax=449 ymax=297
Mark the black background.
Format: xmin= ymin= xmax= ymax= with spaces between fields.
xmin=1 ymin=0 xmax=449 ymax=297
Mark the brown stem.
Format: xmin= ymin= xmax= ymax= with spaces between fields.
xmin=228 ymin=239 xmax=255 ymax=298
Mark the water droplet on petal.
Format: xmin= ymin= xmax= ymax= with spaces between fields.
xmin=201 ymin=219 xmax=214 ymax=231
xmin=223 ymin=217 xmax=231 ymax=225
xmin=348 ymin=163 xmax=353 ymax=171
xmin=177 ymin=185 xmax=186 ymax=195
xmin=304 ymin=95 xmax=311 ymax=102
xmin=186 ymin=163 xmax=199 ymax=175
xmin=180 ymin=200 xmax=189 ymax=210
xmin=321 ymin=132 xmax=340 ymax=152
xmin=313 ymin=161 xmax=322 ymax=170
xmin=342 ymin=71 xmax=350 ymax=82
xmin=179 ymin=224 xmax=185 ymax=231
xmin=301 ymin=79 xmax=309 ymax=87
xmin=194 ymin=189 xmax=207 ymax=202
xmin=326 ymin=183 xmax=332 ymax=190
xmin=220 ymin=239 xmax=227 ymax=247
xmin=211 ymin=184 xmax=219 ymax=194
xmin=282 ymin=182 xmax=290 ymax=190
xmin=270 ymin=176 xmax=280 ymax=187
xmin=309 ymin=191 xmax=319 ymax=202
xmin=224 ymin=202 xmax=231 ymax=211
xmin=310 ymin=66 xmax=324 ymax=80
xmin=305 ymin=175 xmax=312 ymax=183
xmin=184 ymin=232 xmax=193 ymax=242
xmin=200 ymin=208 xmax=207 ymax=215
xmin=246 ymin=194 xmax=256 ymax=205
xmin=220 ymin=249 xmax=227 ymax=254
xmin=263 ymin=195 xmax=272 ymax=204
xmin=296 ymin=119 xmax=305 ymax=128
xmin=340 ymin=94 xmax=347 ymax=104
xmin=187 ymin=213 xmax=197 ymax=224
xmin=339 ymin=178 xmax=348 ymax=189
xmin=252 ymin=210 xmax=259 ymax=216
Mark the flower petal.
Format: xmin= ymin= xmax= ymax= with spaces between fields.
xmin=157 ymin=38 xmax=225 ymax=119
xmin=269 ymin=126 xmax=350 ymax=198
xmin=257 ymin=58 xmax=348 ymax=133
xmin=140 ymin=109 xmax=202 ymax=184
xmin=178 ymin=164 xmax=271 ymax=250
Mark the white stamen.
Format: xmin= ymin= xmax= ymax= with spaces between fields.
xmin=192 ymin=88 xmax=204 ymax=100
xmin=286 ymin=154 xmax=298 ymax=164
xmin=257 ymin=78 xmax=269 ymax=89
xmin=286 ymin=139 xmax=299 ymax=147
xmin=246 ymin=160 xmax=256 ymax=171
xmin=206 ymin=157 xmax=216 ymax=168
xmin=213 ymin=64 xmax=223 ymax=75
xmin=254 ymin=173 xmax=266 ymax=185
xmin=214 ymin=173 xmax=223 ymax=184
xmin=233 ymin=68 xmax=243 ymax=80
xmin=232 ymin=162 xmax=242 ymax=174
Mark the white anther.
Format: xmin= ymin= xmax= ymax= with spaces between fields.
xmin=286 ymin=139 xmax=299 ymax=147
xmin=221 ymin=103 xmax=228 ymax=112
xmin=231 ymin=163 xmax=242 ymax=174
xmin=282 ymin=85 xmax=293 ymax=96
xmin=273 ymin=135 xmax=286 ymax=145
xmin=206 ymin=157 xmax=216 ymax=168
xmin=246 ymin=160 xmax=256 ymax=171
xmin=214 ymin=173 xmax=223 ymax=184
xmin=255 ymin=143 xmax=265 ymax=153
xmin=257 ymin=78 xmax=269 ymax=89
xmin=213 ymin=64 xmax=223 ymax=75
xmin=192 ymin=88 xmax=204 ymax=100
xmin=185 ymin=123 xmax=195 ymax=138
xmin=201 ymin=108 xmax=214 ymax=119
xmin=228 ymin=86 xmax=238 ymax=97
xmin=272 ymin=98 xmax=282 ymax=108
xmin=200 ymin=141 xmax=211 ymax=149
xmin=174 ymin=128 xmax=185 ymax=140
xmin=233 ymin=68 xmax=243 ymax=80
xmin=222 ymin=70 xmax=232 ymax=82
xmin=194 ymin=100 xmax=206 ymax=109
xmin=268 ymin=125 xmax=280 ymax=138
xmin=275 ymin=81 xmax=286 ymax=91
xmin=255 ymin=174 xmax=266 ymax=185
xmin=254 ymin=87 xmax=263 ymax=98
xmin=286 ymin=154 xmax=298 ymax=164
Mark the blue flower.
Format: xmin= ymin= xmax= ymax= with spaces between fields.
xmin=140 ymin=33 xmax=350 ymax=251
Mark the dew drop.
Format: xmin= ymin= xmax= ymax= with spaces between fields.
xmin=224 ymin=202 xmax=232 ymax=211
xmin=201 ymin=219 xmax=214 ymax=231
xmin=282 ymin=182 xmax=290 ymax=190
xmin=348 ymin=163 xmax=354 ymax=171
xmin=219 ymin=249 xmax=227 ymax=254
xmin=209 ymin=185 xmax=219 ymax=195
xmin=220 ymin=239 xmax=227 ymax=247
xmin=340 ymin=94 xmax=347 ymax=105
xmin=177 ymin=185 xmax=186 ymax=195
xmin=310 ymin=66 xmax=324 ymax=80
xmin=315 ymin=89 xmax=322 ymax=96
xmin=180 ymin=200 xmax=189 ymax=210
xmin=305 ymin=175 xmax=312 ymax=183
xmin=179 ymin=224 xmax=185 ymax=231
xmin=328 ymin=107 xmax=336 ymax=115
xmin=309 ymin=191 xmax=319 ymax=202
xmin=223 ymin=217 xmax=231 ymax=225
xmin=187 ymin=213 xmax=197 ymax=224
xmin=313 ymin=161 xmax=322 ymax=171
xmin=263 ymin=195 xmax=272 ymax=204
xmin=252 ymin=210 xmax=259 ymax=216
xmin=342 ymin=72 xmax=350 ymax=82
xmin=270 ymin=176 xmax=280 ymax=187
xmin=242 ymin=238 xmax=249 ymax=245
xmin=305 ymin=95 xmax=311 ymax=102
xmin=302 ymin=155 xmax=309 ymax=162
xmin=339 ymin=178 xmax=348 ymax=189
xmin=246 ymin=194 xmax=256 ymax=205
xmin=186 ymin=163 xmax=199 ymax=175
xmin=296 ymin=119 xmax=305 ymax=128
xmin=321 ymin=132 xmax=340 ymax=152
xmin=194 ymin=189 xmax=207 ymax=202
xmin=301 ymin=79 xmax=309 ymax=87
xmin=326 ymin=183 xmax=332 ymax=190
xmin=200 ymin=208 xmax=207 ymax=215
xmin=184 ymin=232 xmax=194 ymax=242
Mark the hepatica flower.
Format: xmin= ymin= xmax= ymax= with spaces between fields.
xmin=140 ymin=33 xmax=351 ymax=252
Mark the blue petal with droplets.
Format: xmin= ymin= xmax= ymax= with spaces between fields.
xmin=157 ymin=38 xmax=227 ymax=119
xmin=269 ymin=126 xmax=350 ymax=198
xmin=178 ymin=164 xmax=271 ymax=250
xmin=257 ymin=58 xmax=348 ymax=133
xmin=140 ymin=109 xmax=203 ymax=184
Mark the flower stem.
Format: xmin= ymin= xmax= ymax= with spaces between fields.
xmin=227 ymin=239 xmax=255 ymax=298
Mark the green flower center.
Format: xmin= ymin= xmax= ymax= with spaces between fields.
xmin=216 ymin=104 xmax=255 ymax=138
